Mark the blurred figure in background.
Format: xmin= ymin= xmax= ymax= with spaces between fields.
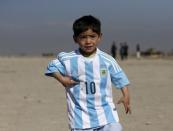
xmin=111 ymin=41 xmax=117 ymax=59
xmin=136 ymin=43 xmax=141 ymax=59
xmin=123 ymin=42 xmax=129 ymax=60
xmin=119 ymin=42 xmax=129 ymax=61
xmin=119 ymin=43 xmax=125 ymax=61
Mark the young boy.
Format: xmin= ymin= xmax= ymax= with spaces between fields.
xmin=45 ymin=15 xmax=131 ymax=131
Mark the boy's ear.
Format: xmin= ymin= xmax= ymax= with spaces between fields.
xmin=98 ymin=33 xmax=102 ymax=41
xmin=73 ymin=35 xmax=77 ymax=43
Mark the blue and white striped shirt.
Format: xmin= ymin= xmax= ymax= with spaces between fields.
xmin=45 ymin=48 xmax=130 ymax=129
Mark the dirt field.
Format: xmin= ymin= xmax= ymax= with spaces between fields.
xmin=0 ymin=56 xmax=173 ymax=131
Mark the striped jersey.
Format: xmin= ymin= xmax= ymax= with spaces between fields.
xmin=45 ymin=48 xmax=130 ymax=129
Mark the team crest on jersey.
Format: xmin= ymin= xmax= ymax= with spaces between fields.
xmin=100 ymin=67 xmax=107 ymax=77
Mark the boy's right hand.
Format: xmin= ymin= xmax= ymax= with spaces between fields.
xmin=60 ymin=76 xmax=78 ymax=87
xmin=52 ymin=73 xmax=78 ymax=88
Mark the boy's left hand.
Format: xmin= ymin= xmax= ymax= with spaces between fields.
xmin=117 ymin=96 xmax=131 ymax=114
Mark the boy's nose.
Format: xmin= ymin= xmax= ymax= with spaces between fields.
xmin=85 ymin=37 xmax=92 ymax=43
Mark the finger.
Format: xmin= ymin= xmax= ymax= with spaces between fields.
xmin=70 ymin=79 xmax=74 ymax=82
xmin=126 ymin=105 xmax=132 ymax=114
xmin=70 ymin=79 xmax=79 ymax=85
xmin=124 ymin=104 xmax=128 ymax=113
xmin=128 ymin=106 xmax=132 ymax=114
xmin=123 ymin=102 xmax=128 ymax=113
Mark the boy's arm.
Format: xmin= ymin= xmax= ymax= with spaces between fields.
xmin=117 ymin=86 xmax=131 ymax=114
xmin=45 ymin=59 xmax=77 ymax=87
xmin=108 ymin=59 xmax=131 ymax=114
xmin=51 ymin=72 xmax=78 ymax=88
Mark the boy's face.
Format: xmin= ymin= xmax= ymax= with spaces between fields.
xmin=74 ymin=29 xmax=102 ymax=56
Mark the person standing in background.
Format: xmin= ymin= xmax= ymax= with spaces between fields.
xmin=123 ymin=42 xmax=128 ymax=60
xmin=119 ymin=43 xmax=124 ymax=61
xmin=136 ymin=43 xmax=141 ymax=59
xmin=111 ymin=41 xmax=117 ymax=59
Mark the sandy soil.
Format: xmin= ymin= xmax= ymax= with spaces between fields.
xmin=0 ymin=56 xmax=173 ymax=131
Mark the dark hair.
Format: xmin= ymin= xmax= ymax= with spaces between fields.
xmin=73 ymin=15 xmax=101 ymax=37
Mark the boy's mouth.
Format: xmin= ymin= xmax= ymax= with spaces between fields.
xmin=84 ymin=46 xmax=93 ymax=50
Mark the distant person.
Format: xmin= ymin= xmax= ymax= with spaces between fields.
xmin=45 ymin=15 xmax=131 ymax=131
xmin=111 ymin=41 xmax=117 ymax=59
xmin=136 ymin=43 xmax=141 ymax=59
xmin=120 ymin=43 xmax=125 ymax=60
xmin=123 ymin=42 xmax=129 ymax=60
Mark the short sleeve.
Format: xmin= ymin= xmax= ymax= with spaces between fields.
xmin=45 ymin=59 xmax=66 ymax=76
xmin=109 ymin=62 xmax=130 ymax=89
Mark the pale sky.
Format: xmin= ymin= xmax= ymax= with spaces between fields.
xmin=0 ymin=0 xmax=173 ymax=55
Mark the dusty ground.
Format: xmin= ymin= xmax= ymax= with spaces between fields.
xmin=0 ymin=56 xmax=173 ymax=131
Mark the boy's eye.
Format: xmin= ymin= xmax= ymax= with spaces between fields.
xmin=79 ymin=36 xmax=87 ymax=39
xmin=78 ymin=35 xmax=98 ymax=40
xmin=90 ymin=35 xmax=97 ymax=38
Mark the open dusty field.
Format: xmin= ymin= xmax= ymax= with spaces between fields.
xmin=0 ymin=56 xmax=173 ymax=131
